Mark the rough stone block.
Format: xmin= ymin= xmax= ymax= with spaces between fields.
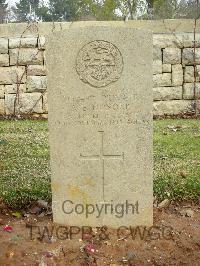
xmin=183 ymin=83 xmax=194 ymax=99
xmin=0 ymin=85 xmax=5 ymax=98
xmin=0 ymin=99 xmax=5 ymax=114
xmin=27 ymin=65 xmax=46 ymax=76
xmin=0 ymin=38 xmax=8 ymax=54
xmin=163 ymin=48 xmax=181 ymax=64
xmin=27 ymin=76 xmax=47 ymax=92
xmin=162 ymin=64 xmax=171 ymax=73
xmin=43 ymin=92 xmax=48 ymax=113
xmin=5 ymin=84 xmax=26 ymax=94
xmin=153 ymin=34 xmax=183 ymax=48
xmin=38 ymin=36 xmax=45 ymax=49
xmin=9 ymin=48 xmax=44 ymax=66
xmin=153 ymin=47 xmax=162 ymax=61
xmin=182 ymin=48 xmax=200 ymax=65
xmin=9 ymin=37 xmax=38 ymax=48
xmin=182 ymin=33 xmax=200 ymax=48
xmin=172 ymin=64 xmax=183 ymax=86
xmin=43 ymin=50 xmax=46 ymax=63
xmin=153 ymin=86 xmax=182 ymax=101
xmin=41 ymin=113 xmax=48 ymax=119
xmin=153 ymin=60 xmax=162 ymax=74
xmin=5 ymin=92 xmax=43 ymax=115
xmin=196 ymin=65 xmax=200 ymax=82
xmin=0 ymin=54 xmax=9 ymax=66
xmin=153 ymin=100 xmax=193 ymax=116
xmin=195 ymin=83 xmax=200 ymax=99
xmin=153 ymin=73 xmax=171 ymax=87
xmin=0 ymin=66 xmax=26 ymax=85
xmin=184 ymin=66 xmax=194 ymax=83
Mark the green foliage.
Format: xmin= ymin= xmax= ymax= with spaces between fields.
xmin=11 ymin=0 xmax=200 ymax=22
xmin=15 ymin=0 xmax=40 ymax=22
xmin=97 ymin=0 xmax=120 ymax=20
xmin=0 ymin=0 xmax=8 ymax=23
xmin=47 ymin=0 xmax=78 ymax=21
xmin=43 ymin=0 xmax=120 ymax=22
xmin=145 ymin=0 xmax=200 ymax=19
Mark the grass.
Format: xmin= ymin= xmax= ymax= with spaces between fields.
xmin=154 ymin=119 xmax=200 ymax=201
xmin=0 ymin=119 xmax=199 ymax=209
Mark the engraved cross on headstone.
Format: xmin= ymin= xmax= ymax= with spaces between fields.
xmin=80 ymin=131 xmax=124 ymax=201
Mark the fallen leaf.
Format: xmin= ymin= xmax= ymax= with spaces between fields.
xmin=85 ymin=243 xmax=96 ymax=253
xmin=3 ymin=225 xmax=13 ymax=233
xmin=42 ymin=251 xmax=54 ymax=258
xmin=12 ymin=211 xmax=22 ymax=218
xmin=179 ymin=171 xmax=187 ymax=178
xmin=5 ymin=251 xmax=14 ymax=258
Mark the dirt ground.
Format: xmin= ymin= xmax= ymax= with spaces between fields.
xmin=0 ymin=203 xmax=199 ymax=266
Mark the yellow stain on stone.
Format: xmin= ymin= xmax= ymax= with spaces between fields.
xmin=67 ymin=185 xmax=89 ymax=204
xmin=83 ymin=177 xmax=95 ymax=187
xmin=51 ymin=182 xmax=60 ymax=192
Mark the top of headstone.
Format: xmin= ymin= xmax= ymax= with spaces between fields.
xmin=0 ymin=19 xmax=199 ymax=38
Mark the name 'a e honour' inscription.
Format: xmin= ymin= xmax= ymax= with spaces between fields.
xmin=76 ymin=40 xmax=123 ymax=88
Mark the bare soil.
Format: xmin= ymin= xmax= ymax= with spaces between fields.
xmin=0 ymin=204 xmax=199 ymax=266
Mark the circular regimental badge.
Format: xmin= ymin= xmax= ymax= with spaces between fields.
xmin=76 ymin=40 xmax=123 ymax=88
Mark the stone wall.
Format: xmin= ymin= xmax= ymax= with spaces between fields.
xmin=0 ymin=20 xmax=200 ymax=117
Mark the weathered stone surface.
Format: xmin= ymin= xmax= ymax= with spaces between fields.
xmin=0 ymin=22 xmax=198 ymax=118
xmin=0 ymin=99 xmax=5 ymax=114
xmin=163 ymin=48 xmax=181 ymax=64
xmin=27 ymin=76 xmax=47 ymax=92
xmin=153 ymin=47 xmax=162 ymax=61
xmin=0 ymin=54 xmax=9 ymax=66
xmin=0 ymin=85 xmax=4 ymax=98
xmin=5 ymin=92 xmax=43 ymax=115
xmin=27 ymin=65 xmax=46 ymax=76
xmin=9 ymin=48 xmax=44 ymax=66
xmin=185 ymin=83 xmax=200 ymax=100
xmin=172 ymin=64 xmax=183 ymax=86
xmin=0 ymin=38 xmax=8 ymax=54
xmin=182 ymin=48 xmax=200 ymax=65
xmin=153 ymin=34 xmax=183 ymax=48
xmin=43 ymin=92 xmax=48 ymax=113
xmin=181 ymin=33 xmax=200 ymax=48
xmin=183 ymin=83 xmax=194 ymax=99
xmin=195 ymin=83 xmax=200 ymax=99
xmin=153 ymin=86 xmax=182 ymax=101
xmin=196 ymin=65 xmax=200 ymax=82
xmin=41 ymin=113 xmax=48 ymax=119
xmin=153 ymin=73 xmax=171 ymax=87
xmin=0 ymin=20 xmax=197 ymax=38
xmin=182 ymin=48 xmax=194 ymax=65
xmin=162 ymin=64 xmax=171 ymax=73
xmin=5 ymin=84 xmax=26 ymax=94
xmin=158 ymin=199 xmax=170 ymax=209
xmin=0 ymin=66 xmax=26 ymax=85
xmin=9 ymin=37 xmax=37 ymax=48
xmin=38 ymin=36 xmax=45 ymax=49
xmin=47 ymin=27 xmax=153 ymax=227
xmin=184 ymin=66 xmax=194 ymax=83
xmin=153 ymin=100 xmax=194 ymax=116
xmin=153 ymin=60 xmax=162 ymax=74
xmin=43 ymin=50 xmax=46 ymax=63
